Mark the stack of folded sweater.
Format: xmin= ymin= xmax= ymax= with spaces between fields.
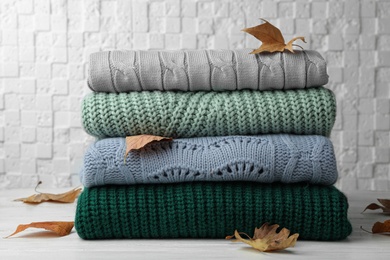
xmin=75 ymin=49 xmax=352 ymax=241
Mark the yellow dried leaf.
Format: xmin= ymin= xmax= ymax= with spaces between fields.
xmin=226 ymin=223 xmax=299 ymax=252
xmin=5 ymin=221 xmax=74 ymax=238
xmin=242 ymin=18 xmax=305 ymax=54
xmin=124 ymin=135 xmax=172 ymax=160
xmin=14 ymin=187 xmax=82 ymax=204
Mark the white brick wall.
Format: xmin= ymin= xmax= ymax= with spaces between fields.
xmin=0 ymin=0 xmax=389 ymax=190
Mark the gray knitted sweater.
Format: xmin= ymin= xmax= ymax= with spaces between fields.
xmin=80 ymin=135 xmax=338 ymax=187
xmin=88 ymin=49 xmax=328 ymax=92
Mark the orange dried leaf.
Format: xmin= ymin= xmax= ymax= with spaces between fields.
xmin=225 ymin=234 xmax=235 ymax=240
xmin=242 ymin=18 xmax=285 ymax=46
xmin=226 ymin=223 xmax=299 ymax=252
xmin=362 ymin=199 xmax=390 ymax=214
xmin=242 ymin=18 xmax=305 ymax=54
xmin=125 ymin=135 xmax=172 ymax=159
xmin=372 ymin=219 xmax=390 ymax=234
xmin=251 ymin=42 xmax=286 ymax=54
xmin=14 ymin=187 xmax=82 ymax=204
xmin=285 ymin=36 xmax=307 ymax=52
xmin=5 ymin=221 xmax=74 ymax=238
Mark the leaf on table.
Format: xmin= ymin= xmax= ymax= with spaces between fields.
xmin=372 ymin=219 xmax=390 ymax=234
xmin=125 ymin=135 xmax=173 ymax=160
xmin=226 ymin=223 xmax=299 ymax=252
xmin=362 ymin=199 xmax=390 ymax=214
xmin=5 ymin=221 xmax=74 ymax=238
xmin=242 ymin=18 xmax=306 ymax=54
xmin=14 ymin=187 xmax=82 ymax=204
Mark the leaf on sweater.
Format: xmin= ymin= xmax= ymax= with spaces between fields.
xmin=226 ymin=223 xmax=299 ymax=252
xmin=125 ymin=135 xmax=173 ymax=159
xmin=14 ymin=186 xmax=82 ymax=204
xmin=242 ymin=18 xmax=306 ymax=54
xmin=5 ymin=221 xmax=74 ymax=238
xmin=362 ymin=199 xmax=390 ymax=214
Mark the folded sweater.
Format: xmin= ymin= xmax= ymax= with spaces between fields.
xmin=80 ymin=135 xmax=338 ymax=187
xmin=87 ymin=49 xmax=328 ymax=92
xmin=82 ymin=87 xmax=336 ymax=138
xmin=75 ymin=182 xmax=352 ymax=241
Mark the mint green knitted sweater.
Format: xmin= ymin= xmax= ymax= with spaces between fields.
xmin=82 ymin=87 xmax=336 ymax=138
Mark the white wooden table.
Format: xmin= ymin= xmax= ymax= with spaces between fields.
xmin=0 ymin=189 xmax=389 ymax=260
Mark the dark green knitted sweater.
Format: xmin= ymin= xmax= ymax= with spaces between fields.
xmin=75 ymin=182 xmax=352 ymax=241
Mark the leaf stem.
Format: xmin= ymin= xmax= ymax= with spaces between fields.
xmin=292 ymin=44 xmax=304 ymax=50
xmin=34 ymin=181 xmax=43 ymax=194
xmin=360 ymin=226 xmax=372 ymax=234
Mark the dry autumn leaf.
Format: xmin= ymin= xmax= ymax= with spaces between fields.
xmin=372 ymin=219 xmax=390 ymax=234
xmin=362 ymin=199 xmax=390 ymax=214
xmin=226 ymin=223 xmax=299 ymax=252
xmin=5 ymin=221 xmax=74 ymax=238
xmin=242 ymin=18 xmax=306 ymax=54
xmin=124 ymin=134 xmax=173 ymax=160
xmin=14 ymin=186 xmax=82 ymax=204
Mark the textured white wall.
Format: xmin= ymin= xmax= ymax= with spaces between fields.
xmin=0 ymin=0 xmax=389 ymax=190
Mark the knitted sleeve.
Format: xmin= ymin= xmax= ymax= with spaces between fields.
xmin=87 ymin=49 xmax=328 ymax=92
xmin=81 ymin=87 xmax=336 ymax=138
xmin=80 ymin=135 xmax=338 ymax=187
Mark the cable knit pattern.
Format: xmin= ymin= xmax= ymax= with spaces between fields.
xmin=82 ymin=87 xmax=336 ymax=138
xmin=87 ymin=49 xmax=328 ymax=92
xmin=75 ymin=182 xmax=352 ymax=240
xmin=80 ymin=135 xmax=338 ymax=187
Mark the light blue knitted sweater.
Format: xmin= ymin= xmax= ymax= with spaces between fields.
xmin=80 ymin=135 xmax=338 ymax=187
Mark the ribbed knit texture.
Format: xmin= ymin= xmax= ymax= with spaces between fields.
xmin=87 ymin=49 xmax=328 ymax=92
xmin=82 ymin=87 xmax=336 ymax=138
xmin=74 ymin=182 xmax=352 ymax=241
xmin=81 ymin=135 xmax=338 ymax=187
